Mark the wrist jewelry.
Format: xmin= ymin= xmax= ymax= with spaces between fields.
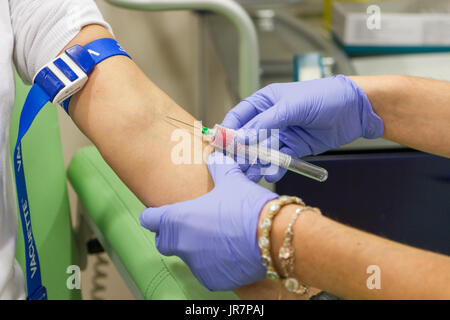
xmin=279 ymin=206 xmax=322 ymax=295
xmin=258 ymin=196 xmax=305 ymax=281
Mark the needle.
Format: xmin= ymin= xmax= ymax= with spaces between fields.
xmin=165 ymin=115 xmax=198 ymax=128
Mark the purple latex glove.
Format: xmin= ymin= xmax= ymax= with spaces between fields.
xmin=222 ymin=75 xmax=384 ymax=182
xmin=140 ymin=152 xmax=278 ymax=291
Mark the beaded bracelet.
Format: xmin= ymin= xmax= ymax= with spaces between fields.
xmin=258 ymin=196 xmax=305 ymax=281
xmin=258 ymin=195 xmax=323 ymax=299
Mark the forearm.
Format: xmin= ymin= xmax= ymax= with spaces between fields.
xmin=64 ymin=25 xmax=212 ymax=206
xmin=260 ymin=203 xmax=450 ymax=299
xmin=61 ymin=26 xmax=303 ymax=299
xmin=350 ymin=75 xmax=450 ymax=158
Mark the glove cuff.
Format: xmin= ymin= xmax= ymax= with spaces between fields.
xmin=345 ymin=75 xmax=384 ymax=139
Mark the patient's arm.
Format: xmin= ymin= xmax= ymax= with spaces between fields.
xmin=66 ymin=25 xmax=212 ymax=206
xmin=64 ymin=25 xmax=315 ymax=299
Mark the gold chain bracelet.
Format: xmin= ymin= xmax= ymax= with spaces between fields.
xmin=279 ymin=206 xmax=322 ymax=295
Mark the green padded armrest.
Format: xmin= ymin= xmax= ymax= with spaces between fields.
xmin=67 ymin=146 xmax=238 ymax=300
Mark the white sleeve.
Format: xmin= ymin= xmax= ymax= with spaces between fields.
xmin=9 ymin=0 xmax=113 ymax=84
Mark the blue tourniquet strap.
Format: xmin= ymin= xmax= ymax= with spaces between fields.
xmin=84 ymin=38 xmax=131 ymax=65
xmin=14 ymin=85 xmax=50 ymax=300
xmin=60 ymin=38 xmax=131 ymax=114
xmin=15 ymin=38 xmax=131 ymax=300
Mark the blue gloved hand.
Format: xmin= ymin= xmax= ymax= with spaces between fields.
xmin=140 ymin=152 xmax=278 ymax=291
xmin=222 ymin=75 xmax=384 ymax=182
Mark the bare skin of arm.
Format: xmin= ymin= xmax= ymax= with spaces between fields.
xmin=61 ymin=25 xmax=313 ymax=299
xmin=350 ymin=75 xmax=450 ymax=158
xmin=257 ymin=203 xmax=450 ymax=300
xmin=66 ymin=25 xmax=212 ymax=206
xmin=250 ymin=76 xmax=450 ymax=299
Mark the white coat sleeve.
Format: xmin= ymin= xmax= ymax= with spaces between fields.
xmin=9 ymin=0 xmax=113 ymax=84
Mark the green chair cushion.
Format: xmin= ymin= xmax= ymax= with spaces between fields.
xmin=67 ymin=146 xmax=238 ymax=300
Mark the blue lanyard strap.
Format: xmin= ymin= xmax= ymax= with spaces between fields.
xmin=15 ymin=38 xmax=131 ymax=300
xmin=14 ymin=85 xmax=49 ymax=300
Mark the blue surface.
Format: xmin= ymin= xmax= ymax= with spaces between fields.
xmin=65 ymin=45 xmax=95 ymax=75
xmin=54 ymin=58 xmax=78 ymax=82
xmin=34 ymin=68 xmax=64 ymax=101
xmin=14 ymin=84 xmax=50 ymax=299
